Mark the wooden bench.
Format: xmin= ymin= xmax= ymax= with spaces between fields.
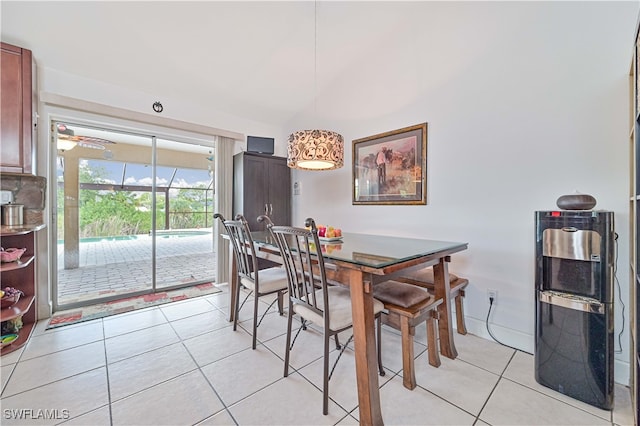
xmin=373 ymin=280 xmax=443 ymax=390
xmin=396 ymin=268 xmax=469 ymax=335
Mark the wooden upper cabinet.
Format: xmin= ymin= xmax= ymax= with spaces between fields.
xmin=1 ymin=42 xmax=35 ymax=174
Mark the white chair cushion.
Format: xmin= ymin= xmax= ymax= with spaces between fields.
xmin=240 ymin=267 xmax=289 ymax=294
xmin=293 ymin=286 xmax=385 ymax=331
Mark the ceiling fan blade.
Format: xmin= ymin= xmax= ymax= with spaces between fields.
xmin=78 ymin=136 xmax=116 ymax=145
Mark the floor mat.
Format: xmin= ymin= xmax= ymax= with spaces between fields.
xmin=46 ymin=282 xmax=221 ymax=329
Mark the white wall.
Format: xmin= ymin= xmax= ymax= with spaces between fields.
xmin=38 ymin=66 xmax=283 ymax=147
xmin=31 ymin=64 xmax=284 ymax=319
xmin=284 ymin=1 xmax=639 ymax=384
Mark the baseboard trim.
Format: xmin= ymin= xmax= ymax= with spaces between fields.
xmin=464 ymin=315 xmax=534 ymax=354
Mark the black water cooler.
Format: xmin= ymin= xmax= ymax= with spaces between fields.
xmin=534 ymin=210 xmax=615 ymax=410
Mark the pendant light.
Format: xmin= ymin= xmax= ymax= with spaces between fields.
xmin=287 ymin=1 xmax=344 ymax=171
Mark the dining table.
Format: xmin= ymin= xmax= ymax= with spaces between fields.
xmin=223 ymin=230 xmax=468 ymax=425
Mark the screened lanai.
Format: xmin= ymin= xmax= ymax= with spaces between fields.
xmin=55 ymin=122 xmax=217 ymax=310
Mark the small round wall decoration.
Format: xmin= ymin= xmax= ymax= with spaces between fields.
xmin=152 ymin=102 xmax=163 ymax=113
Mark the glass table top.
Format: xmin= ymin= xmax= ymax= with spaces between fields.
xmin=250 ymin=231 xmax=468 ymax=268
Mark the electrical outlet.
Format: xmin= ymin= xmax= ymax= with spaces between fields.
xmin=0 ymin=190 xmax=12 ymax=204
xmin=487 ymin=289 xmax=497 ymax=304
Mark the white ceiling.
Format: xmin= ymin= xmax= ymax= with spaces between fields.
xmin=2 ymin=1 xmax=633 ymax=131
xmin=2 ymin=1 xmax=519 ymax=129
xmin=1 ymin=1 xmax=411 ymax=127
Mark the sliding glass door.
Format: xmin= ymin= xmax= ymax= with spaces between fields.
xmin=153 ymin=139 xmax=215 ymax=290
xmin=54 ymin=121 xmax=215 ymax=310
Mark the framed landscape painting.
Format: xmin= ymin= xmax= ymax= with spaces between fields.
xmin=352 ymin=123 xmax=427 ymax=205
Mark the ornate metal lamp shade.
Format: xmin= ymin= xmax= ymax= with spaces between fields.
xmin=287 ymin=129 xmax=344 ymax=170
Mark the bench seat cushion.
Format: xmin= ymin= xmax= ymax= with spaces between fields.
xmin=373 ymin=280 xmax=432 ymax=309
xmin=403 ymin=268 xmax=459 ymax=284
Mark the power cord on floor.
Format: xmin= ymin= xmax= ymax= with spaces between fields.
xmin=486 ymin=297 xmax=533 ymax=355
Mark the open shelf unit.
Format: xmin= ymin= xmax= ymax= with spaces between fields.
xmin=0 ymin=224 xmax=44 ymax=355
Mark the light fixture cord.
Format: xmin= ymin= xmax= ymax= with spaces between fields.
xmin=314 ymin=0 xmax=318 ymax=121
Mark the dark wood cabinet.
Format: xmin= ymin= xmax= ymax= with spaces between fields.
xmin=1 ymin=42 xmax=35 ymax=174
xmin=233 ymin=152 xmax=291 ymax=231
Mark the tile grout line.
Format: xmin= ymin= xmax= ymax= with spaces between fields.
xmin=230 ymin=299 xmax=361 ymax=419
xmin=472 ymin=348 xmax=517 ymax=425
xmin=6 ymin=297 xmax=230 ymax=420
xmin=2 ymin=366 xmax=110 ymax=398
xmin=498 ymin=375 xmax=616 ymax=424
xmin=166 ymin=302 xmax=240 ymax=425
xmin=101 ymin=317 xmax=115 ymax=426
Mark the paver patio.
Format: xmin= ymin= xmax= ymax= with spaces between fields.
xmin=56 ymin=232 xmax=216 ymax=306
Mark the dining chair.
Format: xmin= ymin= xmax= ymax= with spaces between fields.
xmin=258 ymin=215 xmax=385 ymax=415
xmin=396 ymin=267 xmax=469 ymax=334
xmin=214 ymin=213 xmax=289 ymax=350
xmin=373 ymin=280 xmax=443 ymax=390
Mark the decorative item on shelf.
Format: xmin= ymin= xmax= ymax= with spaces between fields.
xmin=286 ymin=1 xmax=343 ymax=171
xmin=0 ymin=333 xmax=18 ymax=348
xmin=1 ymin=294 xmax=20 ymax=309
xmin=556 ymin=192 xmax=597 ymax=210
xmin=0 ymin=247 xmax=26 ymax=263
xmin=1 ymin=287 xmax=23 ymax=309
xmin=6 ymin=316 xmax=23 ymax=333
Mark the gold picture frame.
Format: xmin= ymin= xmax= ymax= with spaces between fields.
xmin=352 ymin=123 xmax=427 ymax=205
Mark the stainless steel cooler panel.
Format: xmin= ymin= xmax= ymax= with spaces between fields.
xmin=542 ymin=228 xmax=601 ymax=262
xmin=539 ymin=290 xmax=604 ymax=314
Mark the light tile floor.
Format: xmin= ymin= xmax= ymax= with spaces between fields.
xmin=0 ymin=283 xmax=634 ymax=425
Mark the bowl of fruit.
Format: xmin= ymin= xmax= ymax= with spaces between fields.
xmin=1 ymin=287 xmax=23 ymax=309
xmin=316 ymin=225 xmax=343 ymax=242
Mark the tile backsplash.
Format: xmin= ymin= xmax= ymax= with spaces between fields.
xmin=0 ymin=173 xmax=46 ymax=224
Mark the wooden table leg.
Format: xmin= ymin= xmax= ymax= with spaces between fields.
xmin=227 ymin=242 xmax=237 ymax=322
xmin=426 ymin=314 xmax=441 ymax=367
xmin=434 ymin=258 xmax=458 ymax=359
xmin=349 ymin=270 xmax=384 ymax=425
xmin=400 ymin=315 xmax=416 ymax=390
